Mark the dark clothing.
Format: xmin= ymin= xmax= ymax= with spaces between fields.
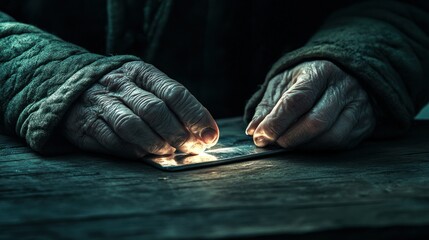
xmin=0 ymin=0 xmax=428 ymax=153
xmin=1 ymin=0 xmax=357 ymax=117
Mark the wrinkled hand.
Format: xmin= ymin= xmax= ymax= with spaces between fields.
xmin=62 ymin=61 xmax=219 ymax=159
xmin=246 ymin=61 xmax=375 ymax=150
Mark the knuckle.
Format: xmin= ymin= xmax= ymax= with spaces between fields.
xmin=164 ymin=84 xmax=188 ymax=103
xmin=99 ymin=72 xmax=117 ymax=85
xmin=284 ymin=91 xmax=313 ymax=112
xmin=141 ymin=62 xmax=155 ymax=71
xmin=84 ymin=84 xmax=107 ymax=102
xmin=123 ymin=60 xmax=140 ymax=69
xmin=109 ymin=79 xmax=128 ymax=92
xmin=124 ymin=88 xmax=142 ymax=104
xmin=114 ymin=114 xmax=140 ymax=134
xmin=142 ymin=98 xmax=168 ymax=117
xmin=138 ymin=64 xmax=163 ymax=83
xmin=100 ymin=74 xmax=129 ymax=92
xmin=124 ymin=61 xmax=148 ymax=74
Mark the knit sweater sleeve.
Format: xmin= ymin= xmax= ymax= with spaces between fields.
xmin=0 ymin=11 xmax=140 ymax=153
xmin=245 ymin=0 xmax=429 ymax=138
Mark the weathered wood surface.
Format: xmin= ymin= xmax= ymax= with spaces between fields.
xmin=1 ymin=118 xmax=429 ymax=240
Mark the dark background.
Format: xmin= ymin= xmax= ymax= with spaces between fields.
xmin=1 ymin=0 xmax=359 ymax=118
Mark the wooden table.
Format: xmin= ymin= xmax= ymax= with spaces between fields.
xmin=1 ymin=118 xmax=429 ymax=240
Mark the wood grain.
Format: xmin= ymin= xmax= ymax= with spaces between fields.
xmin=1 ymin=118 xmax=429 ymax=239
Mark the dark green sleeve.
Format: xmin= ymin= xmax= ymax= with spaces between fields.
xmin=245 ymin=0 xmax=429 ymax=138
xmin=0 ymin=11 xmax=140 ymax=153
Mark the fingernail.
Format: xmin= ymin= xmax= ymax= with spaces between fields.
xmin=246 ymin=117 xmax=261 ymax=135
xmin=254 ymin=136 xmax=269 ymax=147
xmin=200 ymin=128 xmax=217 ymax=144
xmin=245 ymin=121 xmax=256 ymax=135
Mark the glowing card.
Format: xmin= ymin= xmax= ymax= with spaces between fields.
xmin=142 ymin=118 xmax=287 ymax=171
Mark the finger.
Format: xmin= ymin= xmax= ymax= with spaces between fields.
xmin=301 ymin=101 xmax=363 ymax=150
xmin=100 ymin=97 xmax=175 ymax=155
xmin=63 ymin=115 xmax=111 ymax=155
xmin=114 ymin=80 xmax=206 ymax=154
xmin=276 ymin=83 xmax=345 ymax=149
xmin=275 ymin=75 xmax=361 ymax=148
xmin=123 ymin=62 xmax=219 ymax=146
xmin=246 ymin=73 xmax=290 ymax=135
xmin=90 ymin=86 xmax=175 ymax=155
xmin=85 ymin=118 xmax=149 ymax=159
xmin=253 ymin=72 xmax=328 ymax=147
xmin=339 ymin=101 xmax=375 ymax=149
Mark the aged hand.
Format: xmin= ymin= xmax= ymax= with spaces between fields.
xmin=246 ymin=61 xmax=375 ymax=150
xmin=62 ymin=61 xmax=219 ymax=159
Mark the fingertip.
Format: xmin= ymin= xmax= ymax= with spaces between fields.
xmin=245 ymin=121 xmax=255 ymax=136
xmin=252 ymin=120 xmax=278 ymax=147
xmin=179 ymin=138 xmax=208 ymax=155
xmin=188 ymin=110 xmax=219 ymax=145
xmin=188 ymin=141 xmax=207 ymax=155
xmin=200 ymin=127 xmax=218 ymax=145
xmin=245 ymin=124 xmax=255 ymax=136
xmin=246 ymin=117 xmax=263 ymax=136
xmin=253 ymin=136 xmax=270 ymax=147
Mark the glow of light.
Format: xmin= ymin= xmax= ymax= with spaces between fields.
xmin=182 ymin=153 xmax=217 ymax=164
xmin=205 ymin=147 xmax=236 ymax=154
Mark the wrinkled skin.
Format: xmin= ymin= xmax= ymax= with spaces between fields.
xmin=63 ymin=60 xmax=374 ymax=159
xmin=246 ymin=60 xmax=376 ymax=150
xmin=62 ymin=61 xmax=219 ymax=159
